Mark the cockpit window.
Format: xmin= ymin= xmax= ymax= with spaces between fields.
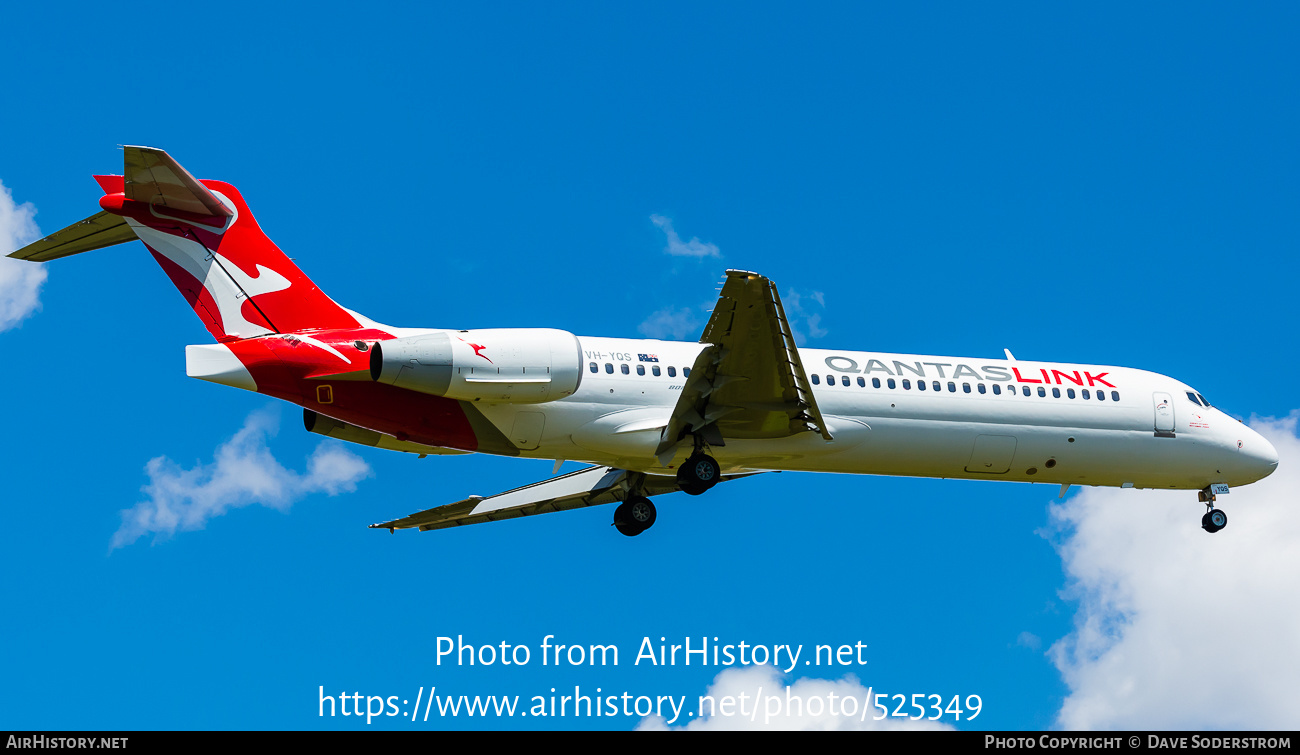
xmin=1197 ymin=393 xmax=1211 ymax=407
xmin=1187 ymin=391 xmax=1202 ymax=406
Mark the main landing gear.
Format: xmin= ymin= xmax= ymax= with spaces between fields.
xmin=612 ymin=449 xmax=722 ymax=536
xmin=1199 ymin=485 xmax=1228 ymax=534
xmin=676 ymin=453 xmax=721 ymax=496
xmin=613 ymin=496 xmax=657 ymax=537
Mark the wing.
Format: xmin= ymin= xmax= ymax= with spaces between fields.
xmin=370 ymin=466 xmax=750 ymax=532
xmin=655 ymin=269 xmax=831 ymax=462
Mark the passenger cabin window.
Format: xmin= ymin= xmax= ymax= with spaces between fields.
xmin=976 ymin=383 xmax=985 ymax=394
xmin=812 ymin=374 xmax=820 ymax=385
xmin=948 ymin=381 xmax=956 ymax=392
xmin=842 ymin=375 xmax=850 ymax=386
xmin=668 ymin=367 xmax=677 ymax=377
xmin=872 ymin=378 xmax=881 ymax=388
xmin=917 ymin=380 xmax=926 ymax=391
xmin=1022 ymin=386 xmax=1031 ymax=396
xmin=1052 ymin=387 xmax=1061 ymax=398
xmin=1111 ymin=391 xmax=1120 ymax=401
xmin=826 ymin=374 xmax=835 ymax=385
xmin=1067 ymin=388 xmax=1076 ymax=399
xmin=963 ymin=383 xmax=972 ymax=393
xmin=1097 ymin=390 xmax=1105 ymax=401
xmin=1038 ymin=386 xmax=1047 ymax=397
xmin=684 ymin=368 xmax=691 ymax=377
xmin=858 ymin=377 xmax=866 ymax=387
xmin=636 ymin=365 xmax=645 ymax=376
xmin=900 ymin=379 xmax=909 ymax=389
xmin=888 ymin=379 xmax=897 ymax=389
xmin=1082 ymin=389 xmax=1090 ymax=399
xmin=652 ymin=366 xmax=661 ymax=376
xmin=933 ymin=381 xmax=942 ymax=392
xmin=621 ymin=364 xmax=629 ymax=375
xmin=992 ymin=384 xmax=1000 ymax=395
xmin=605 ymin=363 xmax=614 ymax=374
xmin=589 ymin=362 xmax=598 ymax=373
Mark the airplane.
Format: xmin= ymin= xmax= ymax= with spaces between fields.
xmin=8 ymin=147 xmax=1279 ymax=537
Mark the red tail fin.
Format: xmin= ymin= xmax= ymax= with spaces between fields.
xmin=100 ymin=147 xmax=359 ymax=341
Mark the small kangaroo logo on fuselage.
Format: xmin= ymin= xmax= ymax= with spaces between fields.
xmin=459 ymin=339 xmax=492 ymax=363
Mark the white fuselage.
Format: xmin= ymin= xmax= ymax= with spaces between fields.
xmin=471 ymin=337 xmax=1278 ymax=491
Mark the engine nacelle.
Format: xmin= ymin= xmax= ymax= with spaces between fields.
xmin=370 ymin=328 xmax=581 ymax=404
xmin=303 ymin=410 xmax=469 ymax=456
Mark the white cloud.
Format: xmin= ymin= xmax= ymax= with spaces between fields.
xmin=0 ymin=179 xmax=46 ymax=332
xmin=1047 ymin=413 xmax=1300 ymax=730
xmin=111 ymin=408 xmax=372 ymax=549
xmin=651 ymin=214 xmax=721 ymax=258
xmin=638 ymin=305 xmax=703 ymax=340
xmin=1016 ymin=631 xmax=1042 ymax=651
xmin=637 ymin=665 xmax=952 ymax=731
xmin=784 ymin=288 xmax=828 ymax=345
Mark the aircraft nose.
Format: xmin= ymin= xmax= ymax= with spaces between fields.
xmin=1240 ymin=426 xmax=1280 ymax=480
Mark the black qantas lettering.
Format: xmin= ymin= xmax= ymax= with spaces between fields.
xmin=893 ymin=361 xmax=925 ymax=378
xmin=981 ymin=365 xmax=1012 ymax=382
xmin=862 ymin=359 xmax=893 ymax=375
xmin=819 ymin=355 xmax=1118 ymax=387
xmin=951 ymin=364 xmax=980 ymax=380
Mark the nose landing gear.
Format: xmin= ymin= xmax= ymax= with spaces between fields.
xmin=1201 ymin=508 xmax=1228 ymax=533
xmin=1199 ymin=485 xmax=1228 ymax=534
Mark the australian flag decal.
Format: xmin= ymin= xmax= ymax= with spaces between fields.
xmin=638 ymin=354 xmax=660 ymax=362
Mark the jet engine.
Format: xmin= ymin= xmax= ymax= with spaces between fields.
xmin=370 ymin=328 xmax=581 ymax=404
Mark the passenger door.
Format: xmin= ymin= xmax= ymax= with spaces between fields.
xmin=1153 ymin=392 xmax=1175 ymax=437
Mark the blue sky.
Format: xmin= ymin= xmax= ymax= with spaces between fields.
xmin=1 ymin=3 xmax=1298 ymax=730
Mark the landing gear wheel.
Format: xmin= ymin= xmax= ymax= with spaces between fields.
xmin=676 ymin=454 xmax=720 ymax=495
xmin=1201 ymin=508 xmax=1227 ymax=533
xmin=613 ymin=497 xmax=656 ymax=536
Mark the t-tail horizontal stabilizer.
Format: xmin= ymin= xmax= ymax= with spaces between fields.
xmin=7 ymin=146 xmax=235 ymax=262
xmin=7 ymin=210 xmax=137 ymax=262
